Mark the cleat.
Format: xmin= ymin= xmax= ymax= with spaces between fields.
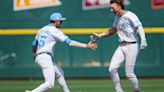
xmin=134 ymin=90 xmax=140 ymax=92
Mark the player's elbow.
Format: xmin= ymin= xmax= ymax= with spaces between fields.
xmin=63 ymin=38 xmax=72 ymax=46
xmin=32 ymin=46 xmax=37 ymax=53
xmin=137 ymin=26 xmax=144 ymax=32
xmin=68 ymin=41 xmax=75 ymax=47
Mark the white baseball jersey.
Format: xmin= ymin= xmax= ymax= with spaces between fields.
xmin=35 ymin=24 xmax=68 ymax=55
xmin=113 ymin=11 xmax=142 ymax=42
xmin=109 ymin=11 xmax=142 ymax=92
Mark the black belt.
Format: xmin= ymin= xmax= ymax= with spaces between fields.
xmin=120 ymin=41 xmax=137 ymax=45
xmin=36 ymin=52 xmax=52 ymax=56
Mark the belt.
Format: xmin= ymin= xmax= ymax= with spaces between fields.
xmin=120 ymin=41 xmax=137 ymax=45
xmin=36 ymin=52 xmax=52 ymax=56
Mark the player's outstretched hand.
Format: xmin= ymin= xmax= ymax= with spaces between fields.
xmin=140 ymin=40 xmax=148 ymax=49
xmin=86 ymin=43 xmax=97 ymax=50
xmin=90 ymin=33 xmax=102 ymax=42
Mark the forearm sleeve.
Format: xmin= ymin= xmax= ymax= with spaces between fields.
xmin=69 ymin=40 xmax=86 ymax=48
xmin=137 ymin=26 xmax=146 ymax=41
xmin=64 ymin=38 xmax=86 ymax=48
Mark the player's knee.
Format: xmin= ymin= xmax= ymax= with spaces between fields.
xmin=46 ymin=82 xmax=54 ymax=89
xmin=48 ymin=84 xmax=54 ymax=89
xmin=125 ymin=73 xmax=135 ymax=79
xmin=108 ymin=67 xmax=117 ymax=73
xmin=55 ymin=72 xmax=62 ymax=80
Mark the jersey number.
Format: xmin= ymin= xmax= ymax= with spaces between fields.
xmin=38 ymin=35 xmax=47 ymax=48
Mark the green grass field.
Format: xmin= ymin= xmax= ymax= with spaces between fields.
xmin=0 ymin=79 xmax=164 ymax=92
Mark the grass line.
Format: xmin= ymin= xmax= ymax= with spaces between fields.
xmin=0 ymin=79 xmax=164 ymax=92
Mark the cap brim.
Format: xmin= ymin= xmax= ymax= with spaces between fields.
xmin=61 ymin=18 xmax=66 ymax=20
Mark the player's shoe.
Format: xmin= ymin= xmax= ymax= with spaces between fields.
xmin=134 ymin=90 xmax=140 ymax=92
xmin=25 ymin=90 xmax=32 ymax=92
xmin=116 ymin=90 xmax=124 ymax=92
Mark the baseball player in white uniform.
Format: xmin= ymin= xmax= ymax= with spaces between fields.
xmin=25 ymin=12 xmax=97 ymax=92
xmin=90 ymin=0 xmax=147 ymax=92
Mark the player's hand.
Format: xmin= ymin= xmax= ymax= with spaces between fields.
xmin=140 ymin=40 xmax=147 ymax=49
xmin=86 ymin=43 xmax=97 ymax=50
xmin=90 ymin=33 xmax=102 ymax=42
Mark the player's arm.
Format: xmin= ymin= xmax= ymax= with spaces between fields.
xmin=99 ymin=27 xmax=117 ymax=38
xmin=32 ymin=39 xmax=38 ymax=57
xmin=137 ymin=26 xmax=147 ymax=49
xmin=53 ymin=30 xmax=97 ymax=50
xmin=90 ymin=27 xmax=117 ymax=41
xmin=63 ymin=38 xmax=97 ymax=50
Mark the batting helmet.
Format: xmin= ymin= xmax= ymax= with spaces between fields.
xmin=50 ymin=12 xmax=66 ymax=21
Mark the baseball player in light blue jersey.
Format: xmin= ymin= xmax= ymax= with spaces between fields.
xmin=26 ymin=12 xmax=97 ymax=92
xmin=90 ymin=0 xmax=147 ymax=92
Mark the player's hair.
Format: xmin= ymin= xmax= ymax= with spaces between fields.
xmin=50 ymin=20 xmax=63 ymax=24
xmin=110 ymin=0 xmax=124 ymax=9
xmin=50 ymin=21 xmax=55 ymax=23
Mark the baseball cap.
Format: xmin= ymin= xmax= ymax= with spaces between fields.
xmin=50 ymin=12 xmax=66 ymax=21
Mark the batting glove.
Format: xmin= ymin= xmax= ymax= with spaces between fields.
xmin=90 ymin=33 xmax=102 ymax=41
xmin=140 ymin=40 xmax=148 ymax=49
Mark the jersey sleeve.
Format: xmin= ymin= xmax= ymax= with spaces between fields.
xmin=32 ymin=31 xmax=39 ymax=47
xmin=35 ymin=30 xmax=40 ymax=41
xmin=32 ymin=39 xmax=38 ymax=47
xmin=131 ymin=14 xmax=142 ymax=28
xmin=52 ymin=28 xmax=68 ymax=42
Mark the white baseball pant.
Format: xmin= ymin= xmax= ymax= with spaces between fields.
xmin=32 ymin=53 xmax=55 ymax=92
xmin=108 ymin=43 xmax=139 ymax=92
xmin=54 ymin=65 xmax=70 ymax=92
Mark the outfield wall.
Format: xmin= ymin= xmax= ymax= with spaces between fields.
xmin=0 ymin=28 xmax=164 ymax=78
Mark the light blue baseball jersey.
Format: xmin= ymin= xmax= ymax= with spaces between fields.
xmin=113 ymin=11 xmax=142 ymax=42
xmin=35 ymin=24 xmax=68 ymax=55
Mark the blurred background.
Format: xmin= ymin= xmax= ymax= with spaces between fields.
xmin=0 ymin=0 xmax=164 ymax=79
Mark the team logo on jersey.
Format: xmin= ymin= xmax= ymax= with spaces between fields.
xmin=13 ymin=0 xmax=62 ymax=11
xmin=151 ymin=0 xmax=164 ymax=9
xmin=82 ymin=0 xmax=131 ymax=10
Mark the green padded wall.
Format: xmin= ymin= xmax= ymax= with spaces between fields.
xmin=0 ymin=34 xmax=164 ymax=78
xmin=0 ymin=0 xmax=164 ymax=78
